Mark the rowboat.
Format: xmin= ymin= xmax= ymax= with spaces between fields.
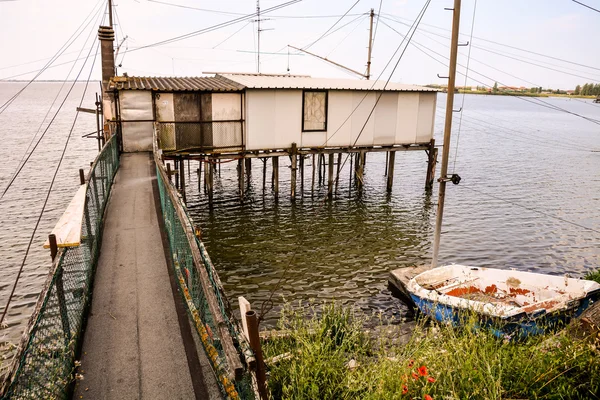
xmin=405 ymin=265 xmax=600 ymax=337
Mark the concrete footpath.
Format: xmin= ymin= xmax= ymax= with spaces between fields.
xmin=74 ymin=153 xmax=219 ymax=400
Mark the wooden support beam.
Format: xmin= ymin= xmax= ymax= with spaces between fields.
xmin=208 ymin=158 xmax=214 ymax=206
xmin=290 ymin=143 xmax=297 ymax=200
xmin=245 ymin=158 xmax=252 ymax=186
xmin=327 ymin=153 xmax=334 ymax=198
xmin=262 ymin=158 xmax=267 ymax=191
xmin=335 ymin=153 xmax=342 ymax=193
xmin=317 ymin=152 xmax=322 ymax=185
xmin=238 ymin=158 xmax=245 ymax=200
xmin=204 ymin=159 xmax=210 ymax=194
xmin=167 ymin=163 xmax=173 ymax=184
xmin=245 ymin=310 xmax=268 ymax=400
xmin=425 ymin=139 xmax=438 ymax=190
xmin=300 ymin=155 xmax=304 ymax=194
xmin=272 ymin=156 xmax=279 ymax=198
xmin=311 ymin=154 xmax=316 ymax=194
xmin=357 ymin=151 xmax=365 ymax=188
xmin=179 ymin=157 xmax=186 ymax=203
xmin=386 ymin=151 xmax=396 ymax=192
xmin=197 ymin=158 xmax=202 ymax=191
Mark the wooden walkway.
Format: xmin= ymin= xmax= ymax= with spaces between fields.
xmin=73 ymin=153 xmax=219 ymax=399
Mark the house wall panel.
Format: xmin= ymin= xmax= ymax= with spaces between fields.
xmin=373 ymin=92 xmax=399 ymax=145
xmin=327 ymin=91 xmax=353 ymax=147
xmin=351 ymin=92 xmax=376 ymax=147
xmin=416 ymin=92 xmax=436 ymax=143
xmin=395 ymin=93 xmax=420 ymax=144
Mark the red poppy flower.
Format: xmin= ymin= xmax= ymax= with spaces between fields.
xmin=427 ymin=376 xmax=436 ymax=383
xmin=424 ymin=395 xmax=433 ymax=400
xmin=418 ymin=366 xmax=428 ymax=376
xmin=411 ymin=372 xmax=419 ymax=380
xmin=408 ymin=359 xmax=415 ymax=368
xmin=402 ymin=385 xmax=408 ymax=395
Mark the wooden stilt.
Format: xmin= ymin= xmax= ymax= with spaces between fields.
xmin=327 ymin=153 xmax=334 ymax=198
xmin=272 ymin=156 xmax=279 ymax=198
xmin=335 ymin=153 xmax=342 ymax=193
xmin=245 ymin=158 xmax=252 ymax=186
xmin=300 ymin=155 xmax=304 ymax=194
xmin=167 ymin=162 xmax=173 ymax=184
xmin=385 ymin=152 xmax=389 ymax=176
xmin=425 ymin=139 xmax=438 ymax=190
xmin=179 ymin=157 xmax=186 ymax=203
xmin=311 ymin=153 xmax=316 ymax=195
xmin=262 ymin=158 xmax=267 ymax=191
xmin=317 ymin=153 xmax=322 ymax=185
xmin=238 ymin=158 xmax=245 ymax=200
xmin=290 ymin=143 xmax=297 ymax=200
xmin=321 ymin=154 xmax=326 ymax=184
xmin=204 ymin=159 xmax=210 ymax=194
xmin=357 ymin=151 xmax=365 ymax=188
xmin=349 ymin=152 xmax=353 ymax=188
xmin=198 ymin=158 xmax=202 ymax=191
xmin=386 ymin=151 xmax=396 ymax=192
xmin=208 ymin=157 xmax=214 ymax=205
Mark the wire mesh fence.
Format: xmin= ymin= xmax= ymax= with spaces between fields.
xmin=154 ymin=148 xmax=255 ymax=399
xmin=0 ymin=136 xmax=119 ymax=400
xmin=156 ymin=121 xmax=243 ymax=153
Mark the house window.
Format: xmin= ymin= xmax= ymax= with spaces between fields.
xmin=302 ymin=90 xmax=328 ymax=131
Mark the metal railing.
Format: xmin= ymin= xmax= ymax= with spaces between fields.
xmin=0 ymin=136 xmax=120 ymax=399
xmin=153 ymin=135 xmax=256 ymax=399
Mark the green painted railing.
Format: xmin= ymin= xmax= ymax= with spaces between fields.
xmin=154 ymin=140 xmax=256 ymax=399
xmin=0 ymin=136 xmax=119 ymax=399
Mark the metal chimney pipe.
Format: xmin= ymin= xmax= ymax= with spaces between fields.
xmin=98 ymin=26 xmax=115 ymax=88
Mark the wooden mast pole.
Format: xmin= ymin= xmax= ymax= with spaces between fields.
xmin=108 ymin=0 xmax=113 ymax=27
xmin=366 ymin=8 xmax=374 ymax=80
xmin=431 ymin=0 xmax=462 ymax=268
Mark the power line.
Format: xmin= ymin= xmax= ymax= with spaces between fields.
xmin=572 ymin=0 xmax=600 ymax=13
xmin=382 ymin=12 xmax=600 ymax=72
xmin=453 ymin=0 xmax=477 ymax=173
xmin=0 ymin=15 xmax=102 ymax=326
xmin=370 ymin=0 xmax=383 ymax=54
xmin=0 ymin=4 xmax=105 ymax=200
xmin=460 ymin=185 xmax=600 ymax=235
xmin=325 ymin=14 xmax=368 ymax=57
xmin=302 ymin=0 xmax=361 ymax=50
xmin=0 ymin=0 xmax=105 ymax=113
xmin=378 ymin=20 xmax=600 ymax=126
xmin=259 ymin=0 xmax=433 ymax=322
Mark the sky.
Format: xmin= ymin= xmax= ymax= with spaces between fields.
xmin=1 ymin=0 xmax=599 ymax=90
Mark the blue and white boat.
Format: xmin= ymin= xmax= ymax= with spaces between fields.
xmin=406 ymin=265 xmax=600 ymax=337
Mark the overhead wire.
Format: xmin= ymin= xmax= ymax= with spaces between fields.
xmin=452 ymin=0 xmax=477 ymax=173
xmin=0 ymin=7 xmax=104 ymax=325
xmin=302 ymin=0 xmax=361 ymax=50
xmin=0 ymin=4 xmax=105 ymax=200
xmin=572 ymin=0 xmax=600 ymax=13
xmin=460 ymin=185 xmax=600 ymax=235
xmin=0 ymin=0 xmax=105 ymax=113
xmin=378 ymin=19 xmax=600 ymax=126
xmin=325 ymin=14 xmax=368 ymax=57
xmin=382 ymin=12 xmax=600 ymax=72
xmin=258 ymin=0 xmax=433 ymax=322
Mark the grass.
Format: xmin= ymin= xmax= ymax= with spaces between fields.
xmin=263 ymin=302 xmax=600 ymax=400
xmin=585 ymin=269 xmax=600 ymax=285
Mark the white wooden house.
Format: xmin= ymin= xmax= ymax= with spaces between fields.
xmin=106 ymin=73 xmax=438 ymax=154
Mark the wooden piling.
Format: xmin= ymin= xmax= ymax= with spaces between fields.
xmin=179 ymin=157 xmax=186 ymax=203
xmin=327 ymin=153 xmax=334 ymax=198
xmin=385 ymin=151 xmax=389 ymax=176
xmin=79 ymin=168 xmax=86 ymax=185
xmin=262 ymin=158 xmax=267 ymax=191
xmin=198 ymin=158 xmax=202 ymax=191
xmin=245 ymin=158 xmax=252 ymax=185
xmin=300 ymin=155 xmax=304 ymax=194
xmin=290 ymin=143 xmax=297 ymax=200
xmin=208 ymin=158 xmax=214 ymax=205
xmin=167 ymin=162 xmax=173 ymax=184
xmin=204 ymin=160 xmax=210 ymax=194
xmin=245 ymin=310 xmax=268 ymax=400
xmin=425 ymin=139 xmax=438 ymax=190
xmin=356 ymin=151 xmax=365 ymax=188
xmin=321 ymin=154 xmax=326 ymax=184
xmin=272 ymin=157 xmax=279 ymax=198
xmin=238 ymin=158 xmax=245 ymax=200
xmin=317 ymin=152 xmax=322 ymax=185
xmin=335 ymin=153 xmax=342 ymax=193
xmin=311 ymin=154 xmax=316 ymax=194
xmin=386 ymin=151 xmax=396 ymax=192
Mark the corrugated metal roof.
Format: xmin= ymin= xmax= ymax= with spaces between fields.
xmin=218 ymin=73 xmax=438 ymax=92
xmin=108 ymin=75 xmax=245 ymax=92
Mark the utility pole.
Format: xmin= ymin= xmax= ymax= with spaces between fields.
xmin=257 ymin=0 xmax=261 ymax=73
xmin=108 ymin=0 xmax=113 ymax=28
xmin=366 ymin=8 xmax=375 ymax=80
xmin=431 ymin=0 xmax=462 ymax=268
